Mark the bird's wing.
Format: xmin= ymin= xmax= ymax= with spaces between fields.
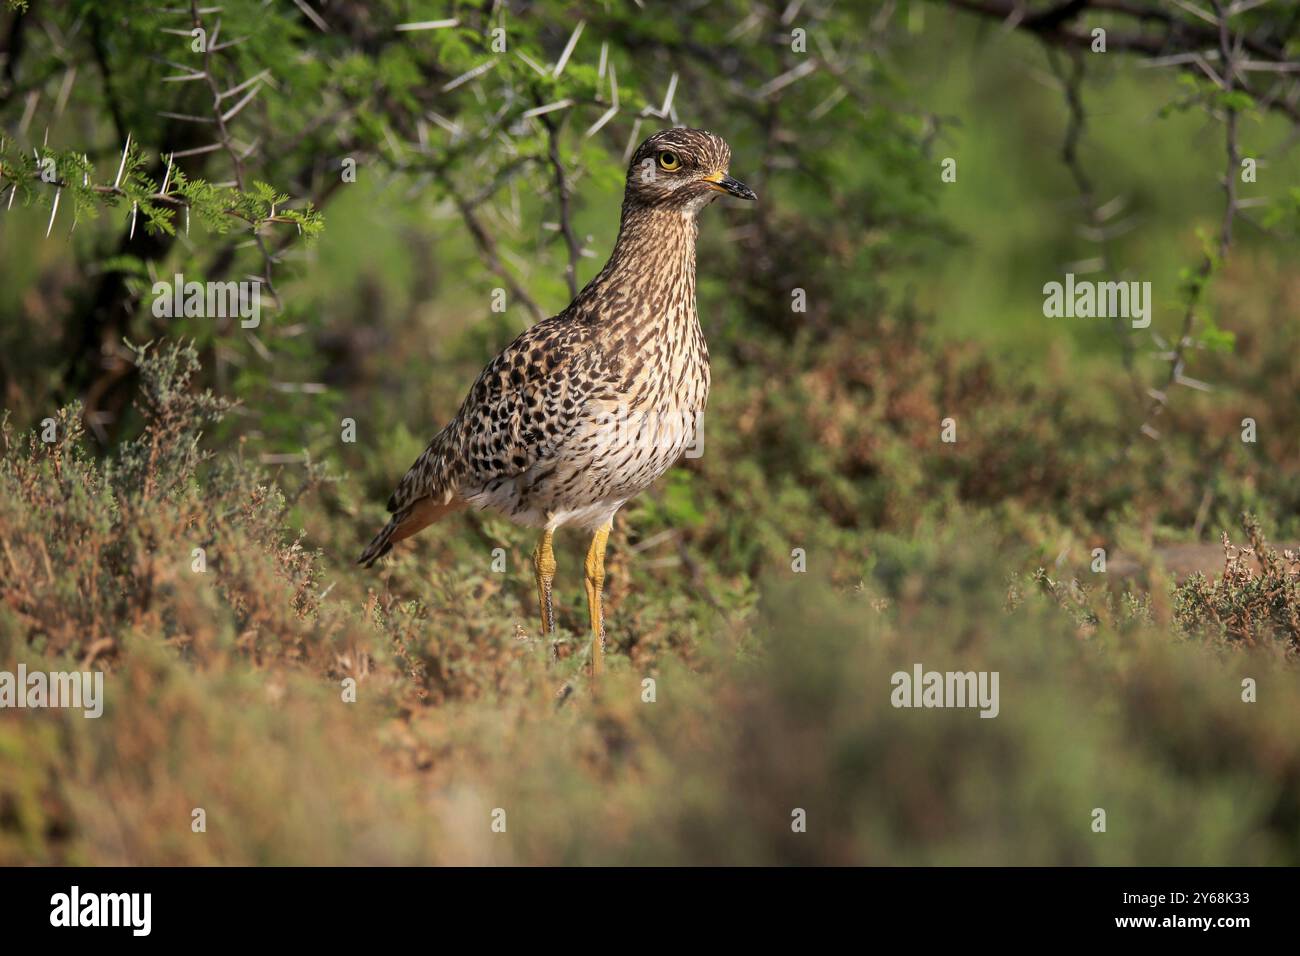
xmin=385 ymin=316 xmax=613 ymax=515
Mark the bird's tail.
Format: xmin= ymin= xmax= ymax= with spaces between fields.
xmin=357 ymin=516 xmax=400 ymax=568
xmin=357 ymin=496 xmax=464 ymax=568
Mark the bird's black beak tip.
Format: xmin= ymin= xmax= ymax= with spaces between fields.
xmin=712 ymin=173 xmax=757 ymax=201
xmin=727 ymin=176 xmax=758 ymax=201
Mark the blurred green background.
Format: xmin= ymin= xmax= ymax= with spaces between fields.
xmin=1 ymin=0 xmax=1299 ymax=864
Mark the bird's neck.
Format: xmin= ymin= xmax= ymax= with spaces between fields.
xmin=572 ymin=201 xmax=699 ymax=333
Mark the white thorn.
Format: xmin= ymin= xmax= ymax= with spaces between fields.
xmin=394 ymin=19 xmax=458 ymax=31
xmin=753 ymin=60 xmax=817 ymax=100
xmin=291 ymin=0 xmax=328 ymax=32
xmin=515 ymin=50 xmax=549 ymax=76
xmin=521 ymin=99 xmax=573 ymax=119
xmin=113 ymin=132 xmax=132 ymax=189
xmin=220 ymin=82 xmax=263 ymax=123
xmin=441 ymin=59 xmax=497 ymax=92
xmin=426 ymin=110 xmax=464 ymax=137
xmin=46 ymin=187 xmax=61 ymax=237
xmin=552 ymin=21 xmax=584 ymax=78
xmin=584 ymin=106 xmax=619 ymax=139
xmin=622 ymin=118 xmax=644 ymax=164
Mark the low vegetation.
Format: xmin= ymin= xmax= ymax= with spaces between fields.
xmin=2 ymin=341 xmax=1297 ymax=865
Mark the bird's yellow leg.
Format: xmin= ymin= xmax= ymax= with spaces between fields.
xmin=533 ymin=529 xmax=557 ymax=635
xmin=584 ymin=524 xmax=612 ymax=679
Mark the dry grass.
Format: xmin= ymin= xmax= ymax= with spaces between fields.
xmin=3 ymin=342 xmax=1300 ymax=866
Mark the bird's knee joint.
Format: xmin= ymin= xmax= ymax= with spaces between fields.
xmin=534 ymin=550 xmax=557 ymax=579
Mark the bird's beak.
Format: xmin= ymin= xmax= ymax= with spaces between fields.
xmin=703 ymin=170 xmax=757 ymax=201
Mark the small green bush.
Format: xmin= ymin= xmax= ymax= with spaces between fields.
xmin=1175 ymin=515 xmax=1300 ymax=651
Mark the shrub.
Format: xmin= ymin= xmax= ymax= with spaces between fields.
xmin=1174 ymin=514 xmax=1300 ymax=652
xmin=0 ymin=342 xmax=323 ymax=668
xmin=2 ymin=344 xmax=1299 ymax=866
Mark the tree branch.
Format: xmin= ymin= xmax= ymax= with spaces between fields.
xmin=538 ymin=110 xmax=581 ymax=301
xmin=941 ymin=0 xmax=1300 ymax=121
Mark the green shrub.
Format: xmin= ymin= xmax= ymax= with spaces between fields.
xmin=1175 ymin=514 xmax=1300 ymax=651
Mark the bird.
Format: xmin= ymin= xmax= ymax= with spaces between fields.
xmin=358 ymin=128 xmax=756 ymax=683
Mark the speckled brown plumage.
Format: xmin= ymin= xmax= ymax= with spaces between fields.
xmin=358 ymin=129 xmax=753 ymax=678
xmin=358 ymin=129 xmax=754 ymax=570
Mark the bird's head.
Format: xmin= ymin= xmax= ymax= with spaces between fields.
xmin=623 ymin=128 xmax=756 ymax=215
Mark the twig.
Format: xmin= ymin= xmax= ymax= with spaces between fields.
xmin=1132 ymin=0 xmax=1243 ymax=443
xmin=191 ymin=0 xmax=282 ymax=309
xmin=436 ymin=166 xmax=545 ymax=322
xmin=1043 ymin=45 xmax=1146 ymax=406
xmin=538 ymin=110 xmax=581 ymax=300
xmin=943 ymin=0 xmax=1300 ymax=122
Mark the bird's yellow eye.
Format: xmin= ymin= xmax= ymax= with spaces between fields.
xmin=657 ymin=151 xmax=681 ymax=171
